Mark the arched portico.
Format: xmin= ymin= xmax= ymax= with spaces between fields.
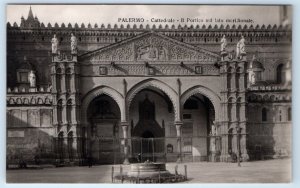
xmin=81 ymin=86 xmax=125 ymax=124
xmin=126 ymin=78 xmax=180 ymax=122
xmin=181 ymin=86 xmax=222 ymax=122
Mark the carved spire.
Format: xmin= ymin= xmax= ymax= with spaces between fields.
xmin=28 ymin=6 xmax=34 ymax=20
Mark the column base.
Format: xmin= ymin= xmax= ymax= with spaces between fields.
xmin=220 ymin=154 xmax=231 ymax=162
xmin=176 ymin=157 xmax=182 ymax=163
xmin=123 ymin=158 xmax=130 ymax=165
xmin=242 ymin=153 xmax=249 ymax=162
xmin=209 ymin=152 xmax=217 ymax=162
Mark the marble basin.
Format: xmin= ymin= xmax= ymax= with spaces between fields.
xmin=127 ymin=160 xmax=171 ymax=178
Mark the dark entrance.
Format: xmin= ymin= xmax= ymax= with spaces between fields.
xmin=141 ymin=131 xmax=154 ymax=154
xmin=87 ymin=95 xmax=121 ymax=164
xmin=131 ymin=94 xmax=165 ymax=162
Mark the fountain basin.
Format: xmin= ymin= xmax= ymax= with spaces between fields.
xmin=127 ymin=162 xmax=171 ymax=178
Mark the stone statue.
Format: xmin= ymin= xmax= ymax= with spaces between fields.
xmin=220 ymin=35 xmax=227 ymax=51
xmin=250 ymin=72 xmax=256 ymax=85
xmin=211 ymin=122 xmax=217 ymax=136
xmin=158 ymin=46 xmax=167 ymax=60
xmin=51 ymin=34 xmax=59 ymax=54
xmin=210 ymin=137 xmax=216 ymax=152
xmin=70 ymin=33 xmax=78 ymax=54
xmin=236 ymin=36 xmax=246 ymax=59
xmin=148 ymin=45 xmax=158 ymax=59
xmin=28 ymin=70 xmax=36 ymax=87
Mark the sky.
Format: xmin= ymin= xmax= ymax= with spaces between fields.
xmin=6 ymin=5 xmax=285 ymax=27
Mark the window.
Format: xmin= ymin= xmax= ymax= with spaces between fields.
xmin=276 ymin=64 xmax=285 ymax=84
xmin=19 ymin=72 xmax=28 ymax=83
xmin=262 ymin=108 xmax=267 ymax=122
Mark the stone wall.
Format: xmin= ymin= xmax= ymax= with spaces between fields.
xmin=247 ymin=103 xmax=291 ymax=160
xmin=7 ymin=107 xmax=55 ymax=164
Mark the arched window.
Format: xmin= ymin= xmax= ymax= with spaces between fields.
xmin=262 ymin=108 xmax=267 ymax=122
xmin=66 ymin=100 xmax=72 ymax=123
xmin=57 ymin=100 xmax=63 ymax=124
xmin=276 ymin=64 xmax=285 ymax=84
xmin=65 ymin=68 xmax=72 ymax=93
xmin=288 ymin=107 xmax=292 ymax=121
xmin=56 ymin=68 xmax=62 ymax=92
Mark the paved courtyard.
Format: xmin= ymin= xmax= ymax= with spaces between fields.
xmin=6 ymin=158 xmax=291 ymax=183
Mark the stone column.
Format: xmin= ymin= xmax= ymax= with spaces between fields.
xmin=231 ymin=124 xmax=238 ymax=154
xmin=62 ymin=100 xmax=67 ymax=125
xmin=60 ymin=71 xmax=66 ymax=93
xmin=209 ymin=136 xmax=216 ymax=162
xmin=52 ymin=104 xmax=58 ymax=125
xmin=121 ymin=122 xmax=129 ymax=164
xmin=175 ymin=121 xmax=183 ymax=162
xmin=240 ymin=122 xmax=249 ymax=161
xmin=220 ymin=122 xmax=231 ymax=162
xmin=51 ymin=65 xmax=57 ymax=93
xmin=63 ymin=133 xmax=69 ymax=162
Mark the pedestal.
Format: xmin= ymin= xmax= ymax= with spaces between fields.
xmin=209 ymin=136 xmax=216 ymax=162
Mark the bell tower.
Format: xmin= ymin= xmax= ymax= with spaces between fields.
xmin=50 ymin=35 xmax=82 ymax=164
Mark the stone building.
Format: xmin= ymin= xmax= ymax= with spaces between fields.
xmin=6 ymin=7 xmax=292 ymax=165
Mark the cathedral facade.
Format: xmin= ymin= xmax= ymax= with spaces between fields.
xmin=6 ymin=7 xmax=292 ymax=165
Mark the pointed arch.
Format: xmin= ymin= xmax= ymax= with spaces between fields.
xmin=126 ymin=78 xmax=179 ymax=121
xmin=181 ymin=86 xmax=221 ymax=121
xmin=81 ymin=86 xmax=125 ymax=124
xmin=276 ymin=63 xmax=285 ymax=84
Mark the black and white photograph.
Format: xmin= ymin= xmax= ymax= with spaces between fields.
xmin=5 ymin=4 xmax=292 ymax=183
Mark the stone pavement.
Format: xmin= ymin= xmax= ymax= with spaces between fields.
xmin=6 ymin=158 xmax=291 ymax=183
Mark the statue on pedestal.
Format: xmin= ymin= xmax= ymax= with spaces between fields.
xmin=28 ymin=70 xmax=36 ymax=87
xmin=70 ymin=33 xmax=78 ymax=54
xmin=236 ymin=36 xmax=246 ymax=59
xmin=51 ymin=34 xmax=59 ymax=54
xmin=220 ymin=35 xmax=227 ymax=52
xmin=210 ymin=121 xmax=217 ymax=136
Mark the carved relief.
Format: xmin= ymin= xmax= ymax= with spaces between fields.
xmin=86 ymin=33 xmax=218 ymax=62
xmin=94 ymin=64 xmax=219 ymax=76
xmin=247 ymin=93 xmax=292 ymax=102
xmin=7 ymin=94 xmax=53 ymax=106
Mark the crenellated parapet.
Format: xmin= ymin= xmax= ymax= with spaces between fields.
xmin=7 ymin=22 xmax=291 ymax=44
xmin=7 ymin=21 xmax=291 ymax=31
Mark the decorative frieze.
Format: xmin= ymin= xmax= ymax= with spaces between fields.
xmin=82 ymin=64 xmax=219 ymax=76
xmin=7 ymin=93 xmax=52 ymax=106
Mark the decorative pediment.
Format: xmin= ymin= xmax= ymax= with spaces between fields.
xmin=80 ymin=32 xmax=219 ymax=62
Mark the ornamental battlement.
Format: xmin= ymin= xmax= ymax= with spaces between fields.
xmin=7 ymin=21 xmax=291 ymax=31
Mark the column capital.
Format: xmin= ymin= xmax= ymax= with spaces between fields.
xmin=174 ymin=121 xmax=183 ymax=126
xmin=120 ymin=121 xmax=129 ymax=127
xmin=175 ymin=121 xmax=183 ymax=138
